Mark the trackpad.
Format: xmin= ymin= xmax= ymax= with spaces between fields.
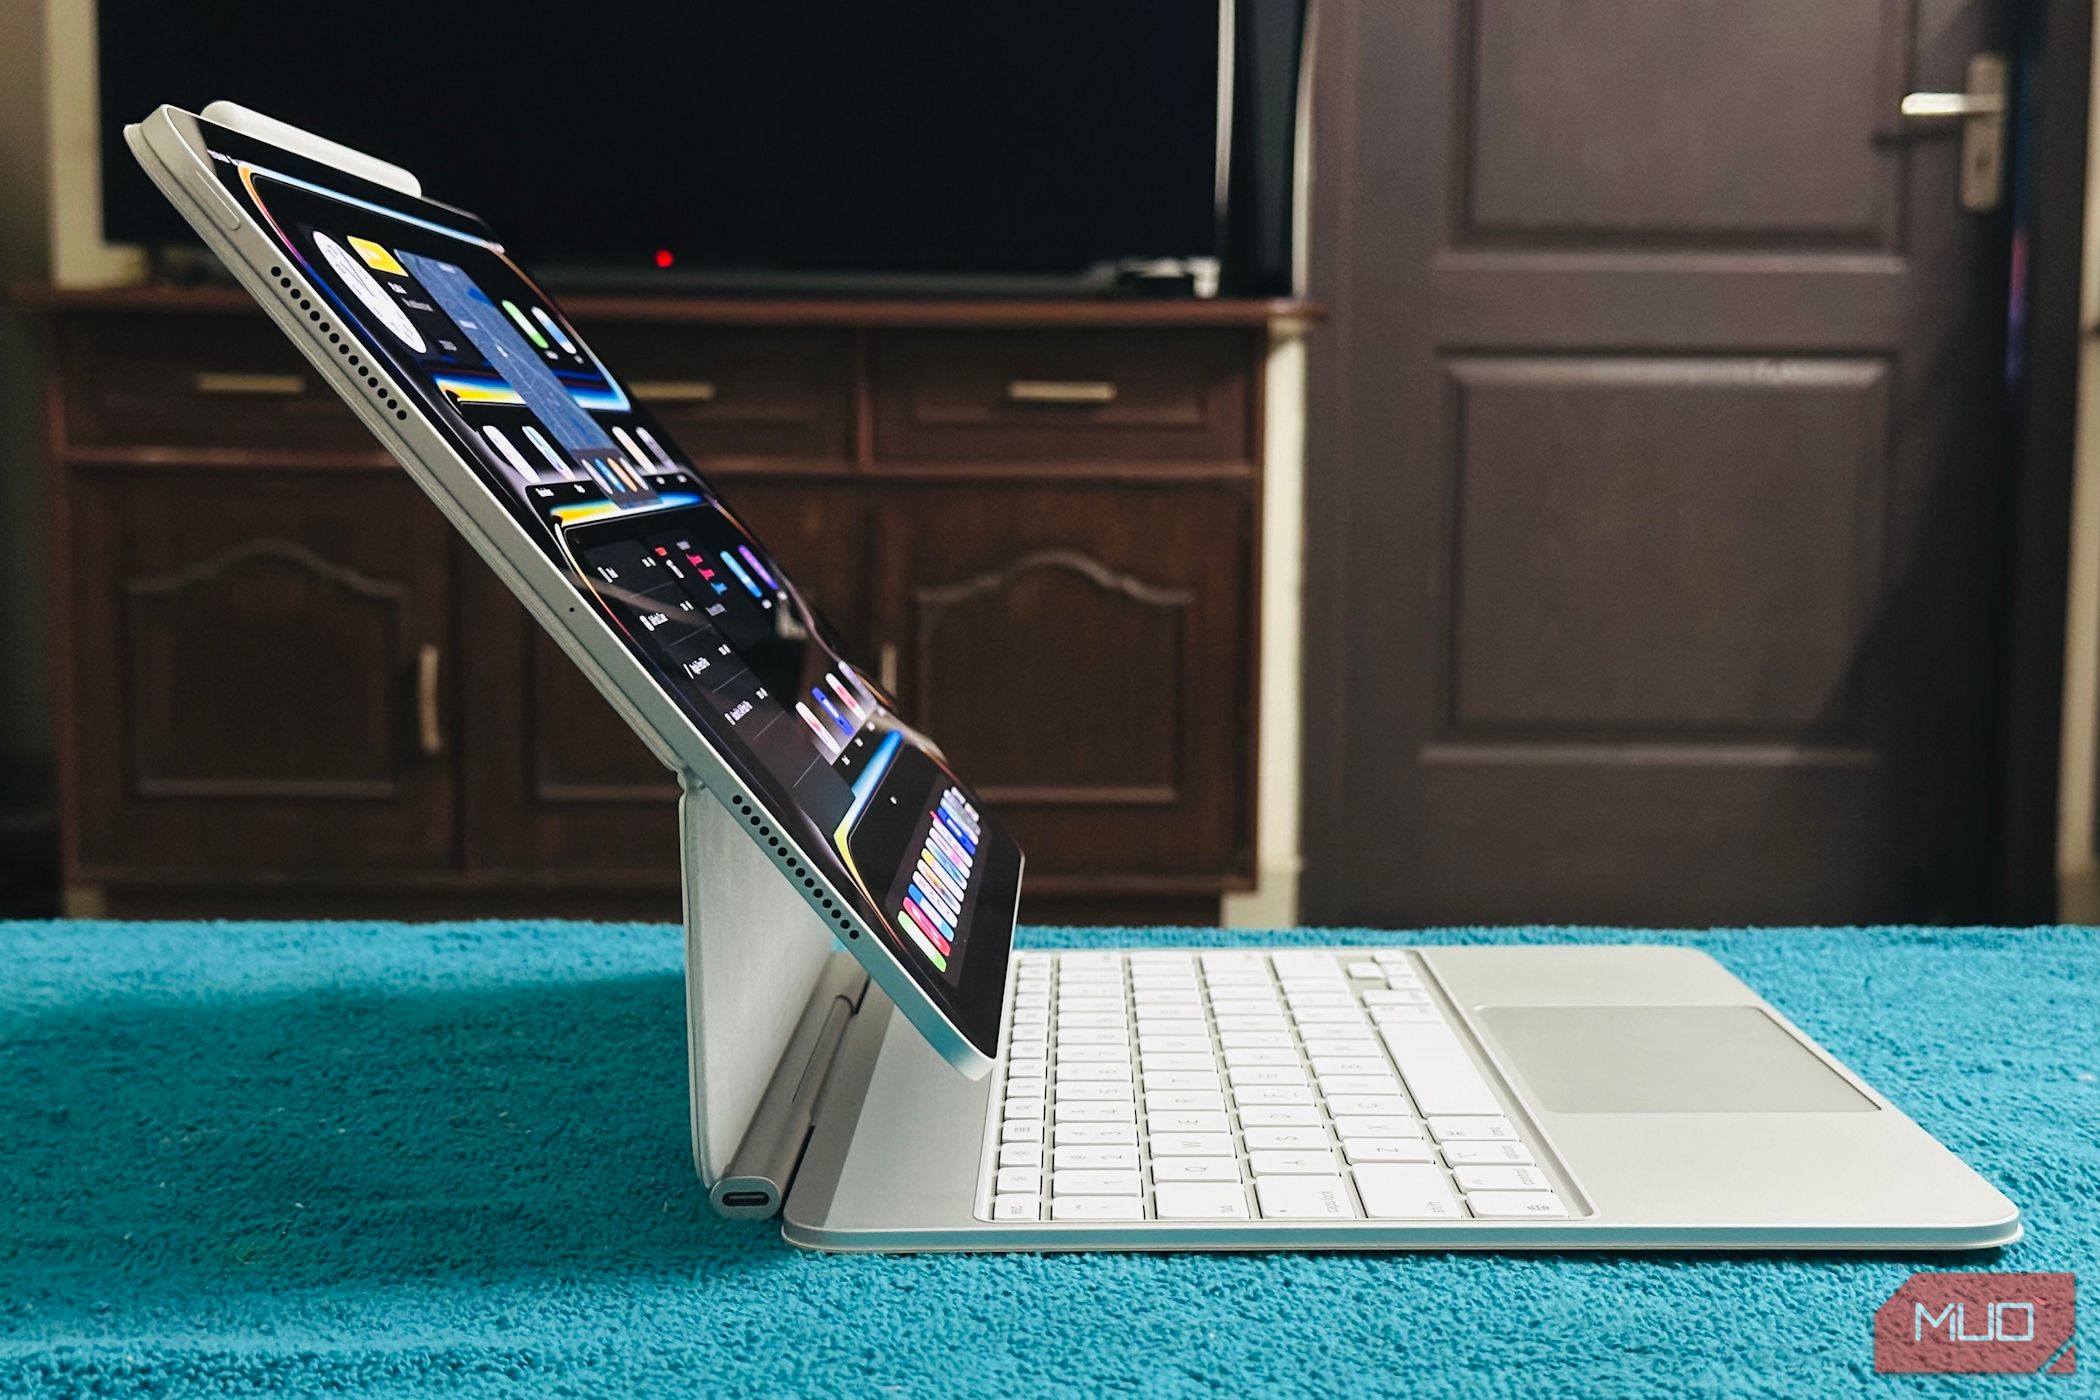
xmin=1478 ymin=1006 xmax=1876 ymax=1113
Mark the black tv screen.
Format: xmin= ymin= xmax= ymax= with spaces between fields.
xmin=97 ymin=2 xmax=1225 ymax=285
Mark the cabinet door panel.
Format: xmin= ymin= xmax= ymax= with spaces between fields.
xmin=463 ymin=483 xmax=867 ymax=881
xmin=873 ymin=486 xmax=1253 ymax=884
xmin=70 ymin=471 xmax=456 ymax=873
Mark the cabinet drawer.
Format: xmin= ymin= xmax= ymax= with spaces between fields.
xmin=580 ymin=325 xmax=853 ymax=466
xmin=54 ymin=315 xmax=375 ymax=455
xmin=872 ymin=330 xmax=1254 ymax=464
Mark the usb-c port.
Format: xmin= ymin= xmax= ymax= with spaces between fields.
xmin=721 ymin=1190 xmax=771 ymax=1208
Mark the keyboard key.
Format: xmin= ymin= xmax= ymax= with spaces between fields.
xmin=1053 ymin=1170 xmax=1143 ymax=1197
xmin=1361 ymin=989 xmax=1422 ymax=1006
xmin=1292 ymin=1007 xmax=1367 ymax=1025
xmin=1058 ymin=1083 xmax=1136 ymax=1103
xmin=1243 ymin=1127 xmax=1328 ymax=1151
xmin=1427 ymin=1116 xmax=1516 ymax=1142
xmin=1005 ymin=1076 xmax=1047 ymax=1100
xmin=1318 ymin=1075 xmax=1404 ymax=1098
xmin=1059 ymin=1045 xmax=1132 ymax=1064
xmin=1299 ymin=1033 xmax=1380 ymax=1055
xmin=1347 ymin=961 xmax=1384 ymax=978
xmin=1001 ymin=1120 xmax=1044 ymax=1143
xmin=1331 ymin=1116 xmax=1420 ymax=1140
xmin=1140 ymin=1054 xmax=1217 ymax=1072
xmin=1352 ymin=1163 xmax=1464 ymax=1219
xmin=1059 ymin=996 xmax=1124 ymax=1012
xmin=1284 ymin=991 xmax=1359 ymax=1008
xmin=1465 ymin=1191 xmax=1568 ymax=1219
xmin=1310 ymin=1057 xmax=1392 ymax=1078
xmin=1344 ymin=1138 xmax=1437 ymax=1164
xmin=1214 ymin=1015 xmax=1290 ymax=1034
xmin=1324 ymin=1094 xmax=1411 ymax=1118
xmin=1146 ymin=1091 xmax=1227 ymax=1113
xmin=1055 ymin=1103 xmax=1135 ymax=1123
xmin=999 ymin=1143 xmax=1043 ymax=1168
xmin=1232 ymin=1084 xmax=1315 ymax=1106
xmin=992 ymin=1194 xmax=1040 ymax=1221
xmin=1058 ymin=1013 xmax=1127 ymax=1029
xmin=1442 ymin=1141 xmax=1535 ymax=1167
xmin=1236 ymin=1105 xmax=1321 ymax=1127
xmin=1149 ymin=1132 xmax=1235 ymax=1156
xmin=1052 ymin=1197 xmax=1146 ymax=1221
xmin=1227 ymin=1066 xmax=1306 ymax=1085
xmin=1142 ymin=1071 xmax=1222 ymax=1092
xmin=1370 ymin=1004 xmax=1443 ymax=1025
xmin=1004 ymin=1097 xmax=1046 ymax=1121
xmin=1058 ymin=1027 xmax=1127 ymax=1045
xmin=1217 ymin=1030 xmax=1294 ymax=1049
xmin=1149 ymin=1110 xmax=1231 ymax=1135
xmin=1224 ymin=1049 xmax=1300 ymax=1069
xmin=1151 ymin=1156 xmax=1243 ymax=1183
xmin=1248 ymin=1150 xmax=1340 ymax=1175
xmin=1056 ymin=1122 xmax=1137 ymax=1145
xmin=1382 ymin=1026 xmax=1502 ymax=1116
xmin=1371 ymin=950 xmax=1412 ymax=966
xmin=1453 ymin=1165 xmax=1554 ymax=1193
xmin=1053 ymin=1146 xmax=1139 ymax=1170
xmin=1255 ymin=1175 xmax=1358 ymax=1219
xmin=995 ymin=1166 xmax=1042 ymax=1195
xmin=1058 ymin=1063 xmax=1134 ymax=1083
xmin=1138 ymin=1035 xmax=1212 ymax=1055
xmin=1155 ymin=1183 xmax=1252 ymax=1220
xmin=1136 ymin=1018 xmax=1208 ymax=1039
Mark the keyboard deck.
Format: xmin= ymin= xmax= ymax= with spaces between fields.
xmin=977 ymin=949 xmax=1573 ymax=1224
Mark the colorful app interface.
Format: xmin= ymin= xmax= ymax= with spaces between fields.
xmin=226 ymin=154 xmax=1010 ymax=999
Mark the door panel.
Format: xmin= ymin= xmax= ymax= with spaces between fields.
xmin=872 ymin=486 xmax=1253 ymax=887
xmin=71 ymin=471 xmax=456 ymax=874
xmin=1463 ymin=0 xmax=1900 ymax=243
xmin=463 ymin=481 xmax=867 ymax=882
xmin=1305 ymin=0 xmax=2008 ymax=924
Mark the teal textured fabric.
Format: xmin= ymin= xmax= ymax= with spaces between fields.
xmin=0 ymin=920 xmax=2093 ymax=1398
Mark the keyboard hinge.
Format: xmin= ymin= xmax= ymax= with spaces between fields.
xmin=709 ymin=950 xmax=870 ymax=1219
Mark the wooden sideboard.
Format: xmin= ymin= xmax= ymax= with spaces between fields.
xmin=21 ymin=287 xmax=1313 ymax=924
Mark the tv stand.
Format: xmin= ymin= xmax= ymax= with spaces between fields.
xmin=19 ymin=287 xmax=1318 ymax=927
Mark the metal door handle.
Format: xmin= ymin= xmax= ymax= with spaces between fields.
xmin=1899 ymin=53 xmax=2008 ymax=213
xmin=1899 ymin=92 xmax=2006 ymax=120
xmin=1006 ymin=379 xmax=1118 ymax=404
xmin=191 ymin=371 xmax=305 ymax=396
xmin=415 ymin=644 xmax=444 ymax=757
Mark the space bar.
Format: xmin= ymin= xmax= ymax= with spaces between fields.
xmin=1380 ymin=1023 xmax=1501 ymax=1115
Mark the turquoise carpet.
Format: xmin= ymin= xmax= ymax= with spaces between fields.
xmin=0 ymin=920 xmax=2093 ymax=1398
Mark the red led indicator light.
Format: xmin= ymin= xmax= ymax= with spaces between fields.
xmin=653 ymin=249 xmax=675 ymax=269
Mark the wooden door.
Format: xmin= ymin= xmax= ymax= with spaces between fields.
xmin=872 ymin=485 xmax=1254 ymax=916
xmin=1304 ymin=1 xmax=2012 ymax=924
xmin=68 ymin=470 xmax=457 ymax=876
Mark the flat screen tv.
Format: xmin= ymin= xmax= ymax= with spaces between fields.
xmin=97 ymin=2 xmax=1243 ymax=292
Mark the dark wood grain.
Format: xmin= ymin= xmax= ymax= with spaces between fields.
xmin=31 ymin=294 xmax=1292 ymax=923
xmin=1304 ymin=0 xmax=2017 ymax=926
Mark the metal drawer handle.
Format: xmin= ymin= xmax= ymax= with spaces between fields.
xmin=630 ymin=379 xmax=719 ymax=404
xmin=191 ymin=371 xmax=305 ymax=397
xmin=1006 ymin=379 xmax=1118 ymax=405
xmin=415 ymin=643 xmax=444 ymax=757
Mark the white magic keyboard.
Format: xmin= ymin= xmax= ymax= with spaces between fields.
xmin=976 ymin=949 xmax=1571 ymax=1224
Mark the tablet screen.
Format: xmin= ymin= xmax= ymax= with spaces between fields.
xmin=196 ymin=124 xmax=1018 ymax=1054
